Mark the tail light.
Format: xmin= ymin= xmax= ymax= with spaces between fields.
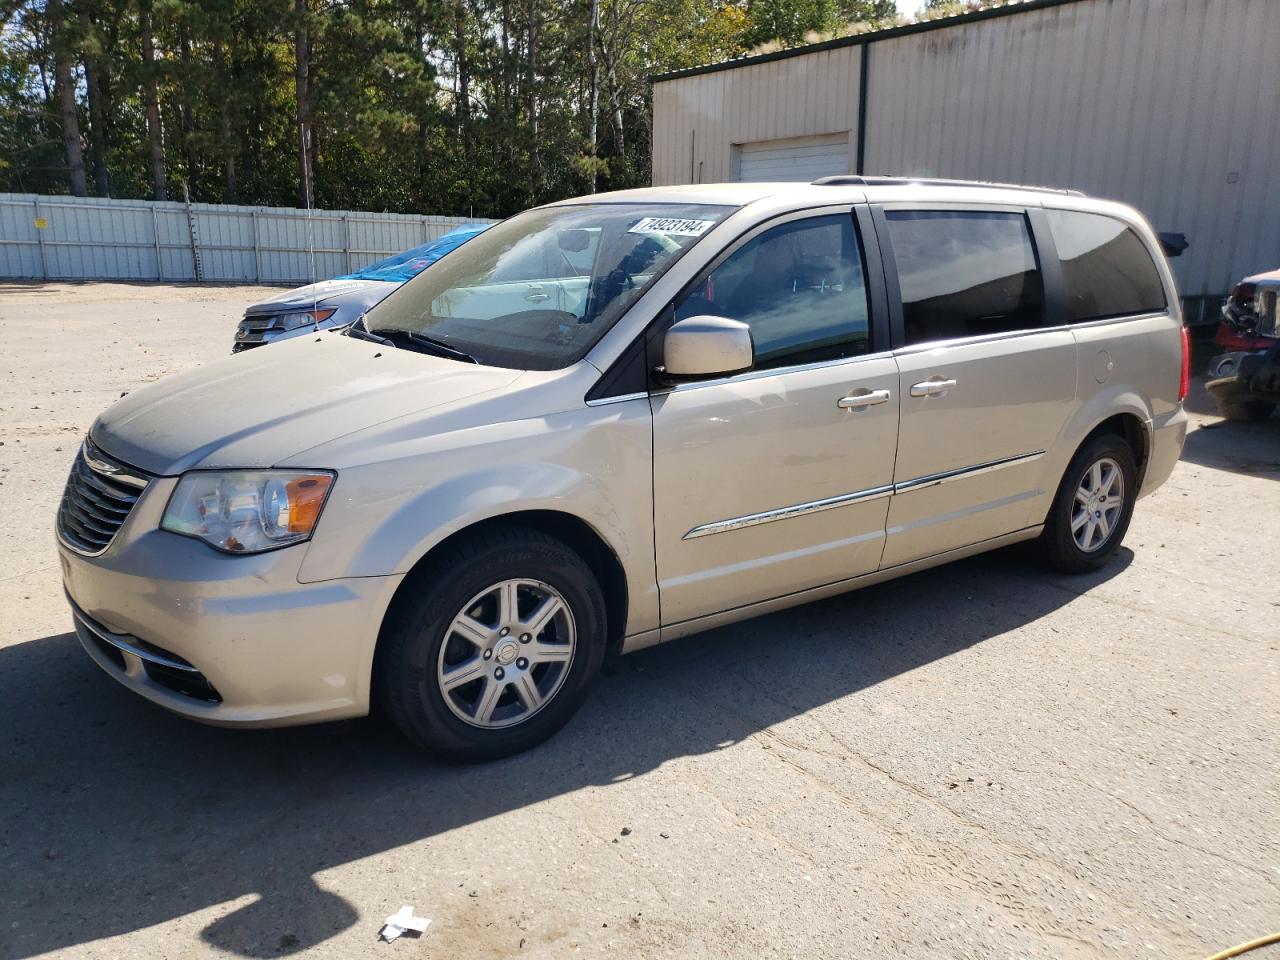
xmin=1178 ymin=324 xmax=1191 ymax=401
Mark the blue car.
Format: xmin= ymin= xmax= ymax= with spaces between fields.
xmin=232 ymin=223 xmax=490 ymax=352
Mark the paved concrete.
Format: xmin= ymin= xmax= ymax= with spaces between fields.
xmin=1 ymin=282 xmax=1277 ymax=960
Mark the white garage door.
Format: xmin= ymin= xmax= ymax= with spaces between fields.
xmin=733 ymin=133 xmax=851 ymax=182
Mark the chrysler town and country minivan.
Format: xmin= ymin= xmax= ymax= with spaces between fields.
xmin=57 ymin=178 xmax=1189 ymax=760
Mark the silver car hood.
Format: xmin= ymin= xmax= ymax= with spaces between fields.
xmin=243 ymin=278 xmax=393 ymax=316
xmin=91 ymin=334 xmax=523 ymax=475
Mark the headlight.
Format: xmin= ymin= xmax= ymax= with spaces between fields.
xmin=162 ymin=470 xmax=335 ymax=553
xmin=274 ymin=308 xmax=337 ymax=331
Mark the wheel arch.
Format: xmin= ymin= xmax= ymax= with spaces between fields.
xmin=1080 ymin=411 xmax=1149 ymax=483
xmin=373 ymin=509 xmax=631 ymax=682
xmin=1033 ymin=398 xmax=1152 ymax=529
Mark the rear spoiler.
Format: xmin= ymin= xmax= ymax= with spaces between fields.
xmin=1158 ymin=232 xmax=1188 ymax=258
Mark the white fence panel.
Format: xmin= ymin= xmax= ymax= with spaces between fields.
xmin=0 ymin=194 xmax=494 ymax=284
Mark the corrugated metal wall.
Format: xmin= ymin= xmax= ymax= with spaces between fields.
xmin=652 ymin=44 xmax=863 ymax=186
xmin=0 ymin=194 xmax=494 ymax=284
xmin=652 ymin=0 xmax=1280 ymax=308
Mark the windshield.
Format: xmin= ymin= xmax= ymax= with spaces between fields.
xmin=339 ymin=224 xmax=490 ymax=283
xmin=365 ymin=203 xmax=732 ymax=369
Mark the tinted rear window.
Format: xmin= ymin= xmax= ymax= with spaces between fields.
xmin=1046 ymin=209 xmax=1167 ymax=322
xmin=885 ymin=210 xmax=1044 ymax=345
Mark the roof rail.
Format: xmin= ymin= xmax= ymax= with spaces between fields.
xmin=810 ymin=175 xmax=868 ymax=186
xmin=811 ymin=174 xmax=1086 ymax=197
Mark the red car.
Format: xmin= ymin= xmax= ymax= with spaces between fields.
xmin=1216 ymin=268 xmax=1280 ymax=351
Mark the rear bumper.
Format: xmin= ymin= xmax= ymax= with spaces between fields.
xmin=60 ymin=529 xmax=402 ymax=727
xmin=1139 ymin=406 xmax=1187 ymax=498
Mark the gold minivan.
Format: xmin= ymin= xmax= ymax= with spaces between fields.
xmin=57 ymin=178 xmax=1189 ymax=760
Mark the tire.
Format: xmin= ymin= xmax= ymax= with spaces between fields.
xmin=376 ymin=526 xmax=608 ymax=762
xmin=1216 ymin=399 xmax=1276 ymax=422
xmin=1036 ymin=433 xmax=1138 ymax=574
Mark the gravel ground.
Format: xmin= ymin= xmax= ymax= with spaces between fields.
xmin=1 ymin=282 xmax=1277 ymax=960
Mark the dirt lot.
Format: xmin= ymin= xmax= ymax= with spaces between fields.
xmin=1 ymin=282 xmax=1277 ymax=960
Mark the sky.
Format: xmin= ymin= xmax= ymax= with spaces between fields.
xmin=896 ymin=0 xmax=930 ymax=14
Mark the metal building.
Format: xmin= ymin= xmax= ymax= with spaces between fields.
xmin=651 ymin=0 xmax=1279 ymax=319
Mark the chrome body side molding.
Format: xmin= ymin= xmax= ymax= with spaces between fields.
xmin=683 ymin=449 xmax=1046 ymax=539
xmin=683 ymin=484 xmax=894 ymax=539
xmin=892 ymin=449 xmax=1045 ymax=493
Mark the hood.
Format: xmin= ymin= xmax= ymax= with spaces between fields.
xmin=1242 ymin=267 xmax=1280 ymax=286
xmin=244 ymin=278 xmax=393 ymax=317
xmin=91 ymin=334 xmax=523 ymax=475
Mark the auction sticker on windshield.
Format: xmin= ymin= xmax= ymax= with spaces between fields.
xmin=628 ymin=217 xmax=716 ymax=237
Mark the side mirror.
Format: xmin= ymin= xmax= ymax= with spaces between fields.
xmin=659 ymin=315 xmax=753 ymax=383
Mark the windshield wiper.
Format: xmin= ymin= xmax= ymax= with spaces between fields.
xmin=341 ymin=314 xmax=391 ymax=345
xmin=345 ymin=321 xmax=389 ymax=343
xmin=374 ymin=328 xmax=480 ymax=364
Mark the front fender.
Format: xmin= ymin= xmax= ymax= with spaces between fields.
xmin=296 ymin=399 xmax=658 ymax=637
xmin=348 ymin=462 xmax=619 ymax=577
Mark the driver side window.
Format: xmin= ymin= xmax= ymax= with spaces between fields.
xmin=674 ymin=214 xmax=871 ymax=371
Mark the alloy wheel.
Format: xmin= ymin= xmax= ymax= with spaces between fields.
xmin=436 ymin=578 xmax=577 ymax=729
xmin=1071 ymin=456 xmax=1125 ymax=553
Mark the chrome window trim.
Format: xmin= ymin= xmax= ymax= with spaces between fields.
xmin=663 ymin=349 xmax=895 ymax=394
xmin=650 ymin=309 xmax=1169 ymax=395
xmin=892 ymin=310 xmax=1171 ymax=356
xmin=584 ymin=391 xmax=649 ymax=407
xmin=683 ymin=449 xmax=1046 ymax=539
xmin=1066 ymin=310 xmax=1171 ymax=330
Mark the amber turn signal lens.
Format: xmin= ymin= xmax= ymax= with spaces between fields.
xmin=285 ymin=475 xmax=333 ymax=533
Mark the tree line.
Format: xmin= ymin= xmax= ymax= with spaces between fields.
xmin=2 ymin=0 xmax=911 ymax=218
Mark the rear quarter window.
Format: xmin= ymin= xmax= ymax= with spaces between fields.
xmin=1045 ymin=209 xmax=1167 ymax=322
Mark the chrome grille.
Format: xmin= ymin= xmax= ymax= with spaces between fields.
xmin=57 ymin=440 xmax=152 ymax=556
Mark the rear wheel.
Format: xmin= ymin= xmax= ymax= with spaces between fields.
xmin=1037 ymin=434 xmax=1137 ymax=573
xmin=1216 ymin=399 xmax=1275 ymax=422
xmin=377 ymin=527 xmax=607 ymax=762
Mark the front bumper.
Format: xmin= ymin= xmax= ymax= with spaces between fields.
xmin=59 ymin=489 xmax=402 ymax=727
xmin=232 ymin=324 xmax=303 ymax=352
xmin=233 ymin=315 xmax=346 ymax=352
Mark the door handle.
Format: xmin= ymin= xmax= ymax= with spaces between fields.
xmin=909 ymin=377 xmax=957 ymax=398
xmin=837 ymin=389 xmax=891 ymax=410
xmin=526 ymin=288 xmax=551 ymax=302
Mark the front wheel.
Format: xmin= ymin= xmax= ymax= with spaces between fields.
xmin=1036 ymin=434 xmax=1138 ymax=573
xmin=376 ymin=527 xmax=608 ymax=762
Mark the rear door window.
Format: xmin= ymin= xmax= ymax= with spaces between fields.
xmin=1045 ymin=209 xmax=1167 ymax=321
xmin=674 ymin=214 xmax=872 ymax=370
xmin=884 ymin=210 xmax=1044 ymax=345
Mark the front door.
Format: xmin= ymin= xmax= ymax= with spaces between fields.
xmin=876 ymin=207 xmax=1077 ymax=567
xmin=650 ymin=210 xmax=900 ymax=627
